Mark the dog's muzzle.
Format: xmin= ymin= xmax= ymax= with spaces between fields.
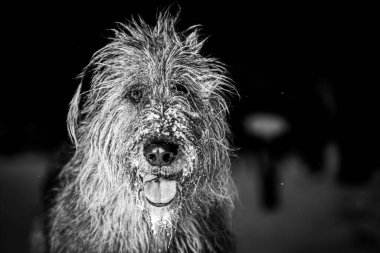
xmin=141 ymin=140 xmax=180 ymax=207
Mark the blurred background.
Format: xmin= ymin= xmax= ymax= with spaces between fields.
xmin=1 ymin=2 xmax=379 ymax=253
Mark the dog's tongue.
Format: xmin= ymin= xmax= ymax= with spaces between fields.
xmin=144 ymin=178 xmax=177 ymax=205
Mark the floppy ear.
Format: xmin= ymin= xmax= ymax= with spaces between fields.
xmin=67 ymin=64 xmax=94 ymax=147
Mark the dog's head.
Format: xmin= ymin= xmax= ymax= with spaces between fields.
xmin=67 ymin=11 xmax=235 ymax=241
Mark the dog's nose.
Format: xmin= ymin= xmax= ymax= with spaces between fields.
xmin=144 ymin=141 xmax=178 ymax=166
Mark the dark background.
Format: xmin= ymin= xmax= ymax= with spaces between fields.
xmin=1 ymin=1 xmax=379 ymax=253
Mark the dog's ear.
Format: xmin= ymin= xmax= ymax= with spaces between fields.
xmin=67 ymin=64 xmax=95 ymax=147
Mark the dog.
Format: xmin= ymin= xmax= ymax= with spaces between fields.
xmin=46 ymin=11 xmax=236 ymax=253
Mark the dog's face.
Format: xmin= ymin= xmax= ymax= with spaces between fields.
xmin=123 ymin=80 xmax=205 ymax=233
xmin=67 ymin=14 xmax=234 ymax=241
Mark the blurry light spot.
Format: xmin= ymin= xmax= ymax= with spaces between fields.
xmin=243 ymin=113 xmax=290 ymax=140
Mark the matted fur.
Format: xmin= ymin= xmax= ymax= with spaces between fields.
xmin=47 ymin=11 xmax=236 ymax=253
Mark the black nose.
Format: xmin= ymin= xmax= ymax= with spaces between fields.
xmin=143 ymin=141 xmax=179 ymax=166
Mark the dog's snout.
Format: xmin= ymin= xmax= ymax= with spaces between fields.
xmin=144 ymin=141 xmax=178 ymax=166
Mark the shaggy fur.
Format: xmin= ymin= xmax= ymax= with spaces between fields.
xmin=47 ymin=11 xmax=236 ymax=253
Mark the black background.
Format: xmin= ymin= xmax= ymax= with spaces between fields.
xmin=1 ymin=2 xmax=378 ymax=154
xmin=1 ymin=1 xmax=307 ymax=151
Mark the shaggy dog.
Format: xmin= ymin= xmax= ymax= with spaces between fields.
xmin=46 ymin=11 xmax=236 ymax=253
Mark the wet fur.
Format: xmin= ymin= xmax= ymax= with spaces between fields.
xmin=47 ymin=11 xmax=236 ymax=253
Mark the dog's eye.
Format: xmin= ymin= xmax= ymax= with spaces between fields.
xmin=127 ymin=89 xmax=142 ymax=103
xmin=175 ymin=85 xmax=190 ymax=96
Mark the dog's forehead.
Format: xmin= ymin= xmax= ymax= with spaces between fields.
xmin=86 ymin=18 xmax=233 ymax=107
xmin=122 ymin=58 xmax=195 ymax=90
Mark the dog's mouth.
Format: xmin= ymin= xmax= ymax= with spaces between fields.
xmin=141 ymin=174 xmax=179 ymax=207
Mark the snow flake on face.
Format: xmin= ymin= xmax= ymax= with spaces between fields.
xmin=146 ymin=204 xmax=178 ymax=236
xmin=145 ymin=112 xmax=161 ymax=121
xmin=121 ymin=99 xmax=201 ymax=234
xmin=181 ymin=145 xmax=197 ymax=178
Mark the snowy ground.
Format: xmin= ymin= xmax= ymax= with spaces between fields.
xmin=0 ymin=152 xmax=48 ymax=253
xmin=0 ymin=145 xmax=379 ymax=253
xmin=233 ymin=144 xmax=380 ymax=253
